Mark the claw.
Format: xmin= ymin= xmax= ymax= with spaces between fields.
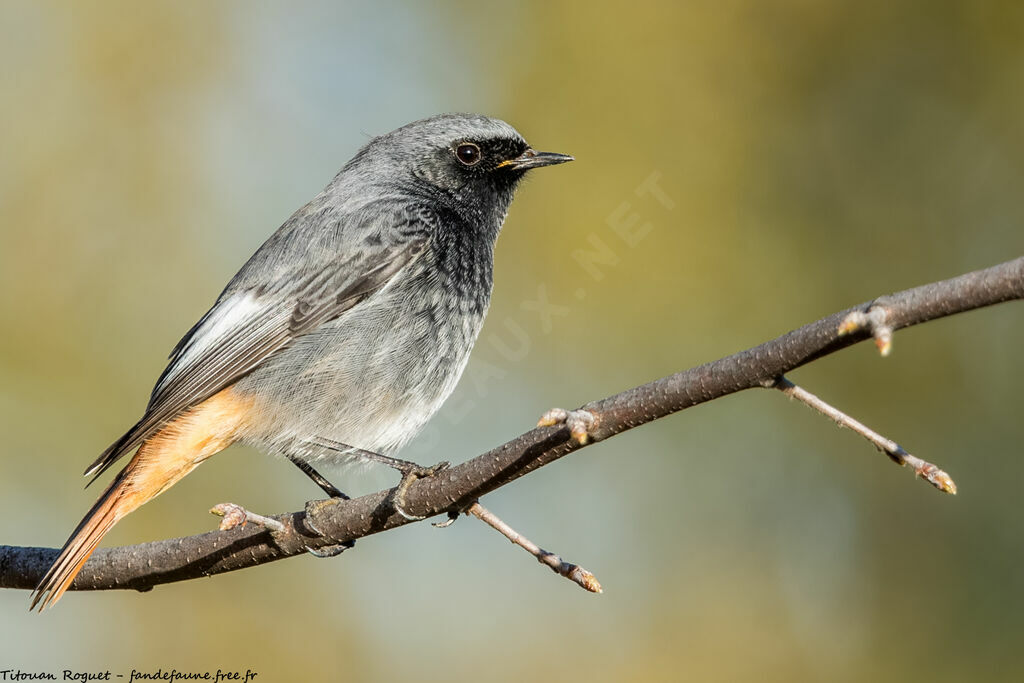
xmin=432 ymin=510 xmax=460 ymax=528
xmin=538 ymin=408 xmax=597 ymax=445
xmin=305 ymin=540 xmax=355 ymax=558
xmin=392 ymin=461 xmax=450 ymax=521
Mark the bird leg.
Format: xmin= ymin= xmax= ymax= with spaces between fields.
xmin=283 ymin=454 xmax=359 ymax=555
xmin=303 ymin=437 xmax=450 ymax=521
xmin=286 ymin=454 xmax=350 ymax=500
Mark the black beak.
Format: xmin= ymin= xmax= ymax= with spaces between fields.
xmin=499 ymin=149 xmax=574 ymax=171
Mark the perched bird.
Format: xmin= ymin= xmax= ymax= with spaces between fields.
xmin=31 ymin=113 xmax=572 ymax=610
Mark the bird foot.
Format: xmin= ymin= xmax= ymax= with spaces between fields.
xmin=537 ymin=408 xmax=597 ymax=445
xmin=432 ymin=510 xmax=461 ymax=528
xmin=300 ymin=501 xmax=357 ymax=557
xmin=392 ymin=461 xmax=450 ymax=521
xmin=305 ymin=540 xmax=355 ymax=558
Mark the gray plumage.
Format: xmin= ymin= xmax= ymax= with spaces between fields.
xmin=85 ymin=113 xmax=572 ymax=479
xmin=31 ymin=113 xmax=571 ymax=612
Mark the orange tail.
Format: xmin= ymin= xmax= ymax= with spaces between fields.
xmin=31 ymin=388 xmax=252 ymax=611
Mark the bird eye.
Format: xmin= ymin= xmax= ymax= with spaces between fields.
xmin=455 ymin=142 xmax=481 ymax=166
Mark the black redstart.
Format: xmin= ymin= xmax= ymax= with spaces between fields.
xmin=31 ymin=113 xmax=572 ymax=610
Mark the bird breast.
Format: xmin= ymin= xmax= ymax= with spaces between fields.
xmin=235 ymin=252 xmax=490 ymax=459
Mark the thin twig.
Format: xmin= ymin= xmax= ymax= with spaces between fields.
xmin=468 ymin=502 xmax=602 ymax=594
xmin=210 ymin=503 xmax=287 ymax=532
xmin=211 ymin=502 xmax=351 ymax=558
xmin=769 ymin=376 xmax=957 ymax=494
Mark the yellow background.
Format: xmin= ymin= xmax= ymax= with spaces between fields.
xmin=1 ymin=2 xmax=1023 ymax=681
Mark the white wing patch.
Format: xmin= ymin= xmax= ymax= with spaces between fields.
xmin=154 ymin=292 xmax=264 ymax=397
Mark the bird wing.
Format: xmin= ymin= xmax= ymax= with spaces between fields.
xmin=84 ymin=221 xmax=428 ymax=483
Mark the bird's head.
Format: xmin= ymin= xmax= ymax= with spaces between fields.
xmin=349 ymin=113 xmax=573 ymax=230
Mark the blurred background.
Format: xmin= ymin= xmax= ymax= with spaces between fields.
xmin=2 ymin=1 xmax=1023 ymax=681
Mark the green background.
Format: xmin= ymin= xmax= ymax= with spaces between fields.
xmin=2 ymin=2 xmax=1022 ymax=681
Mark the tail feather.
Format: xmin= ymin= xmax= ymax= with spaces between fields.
xmin=84 ymin=416 xmax=154 ymax=484
xmin=31 ymin=472 xmax=129 ymax=610
xmin=31 ymin=387 xmax=251 ymax=611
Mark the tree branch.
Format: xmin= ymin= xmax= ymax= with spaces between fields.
xmin=467 ymin=502 xmax=602 ymax=593
xmin=769 ymin=376 xmax=957 ymax=493
xmin=2 ymin=256 xmax=1021 ymax=594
